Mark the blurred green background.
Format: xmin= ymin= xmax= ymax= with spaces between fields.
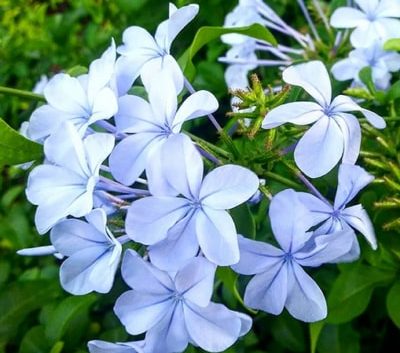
xmin=1 ymin=0 xmax=400 ymax=352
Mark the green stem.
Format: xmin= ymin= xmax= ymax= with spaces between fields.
xmin=186 ymin=132 xmax=232 ymax=159
xmin=264 ymin=171 xmax=302 ymax=189
xmin=219 ymin=130 xmax=241 ymax=159
xmin=0 ymin=86 xmax=46 ymax=102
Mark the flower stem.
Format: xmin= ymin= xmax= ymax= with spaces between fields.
xmin=0 ymin=86 xmax=46 ymax=102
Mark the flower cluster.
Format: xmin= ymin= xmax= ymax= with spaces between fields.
xmin=221 ymin=0 xmax=400 ymax=93
xmin=331 ymin=0 xmax=400 ymax=89
xmin=17 ymin=2 xmax=385 ymax=352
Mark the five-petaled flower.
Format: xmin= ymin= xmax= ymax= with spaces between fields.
xmin=262 ymin=60 xmax=386 ymax=178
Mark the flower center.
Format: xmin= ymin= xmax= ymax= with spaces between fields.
xmin=323 ymin=104 xmax=334 ymax=117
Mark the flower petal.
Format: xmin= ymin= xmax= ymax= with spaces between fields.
xmin=161 ymin=133 xmax=203 ymax=199
xmin=121 ymin=249 xmax=174 ymax=294
xmin=126 ymin=196 xmax=191 ymax=245
xmin=172 ymin=90 xmax=219 ymax=132
xmin=232 ymin=235 xmax=284 ymax=275
xmin=262 ymin=102 xmax=324 ymax=129
xmin=44 ymin=73 xmax=89 ymax=116
xmin=145 ymin=303 xmax=189 ymax=353
xmin=118 ymin=26 xmax=158 ymax=57
xmin=282 ymin=61 xmax=332 ymax=106
xmin=87 ymin=40 xmax=116 ymax=104
xmin=148 ymin=213 xmax=199 ymax=271
xmin=199 ymin=165 xmax=259 ymax=210
xmin=84 ymin=132 xmax=115 ymax=175
xmin=59 ymin=244 xmax=121 ymax=295
xmin=88 ymin=340 xmax=144 ymax=353
xmin=28 ymin=105 xmax=75 ymax=141
xmin=269 ymin=189 xmax=316 ymax=253
xmin=50 ymin=217 xmax=109 ymax=256
xmin=142 ymin=56 xmax=184 ymax=98
xmin=175 ymin=257 xmax=216 ymax=307
xmin=295 ymin=228 xmax=355 ymax=267
xmin=114 ymin=290 xmax=172 ymax=335
xmin=285 ymin=262 xmax=327 ymax=322
xmin=341 ymin=204 xmax=377 ymax=249
xmin=44 ymin=122 xmax=89 ymax=176
xmin=330 ymin=7 xmax=367 ymax=28
xmin=196 ymin=207 xmax=240 ymax=266
xmin=296 ymin=192 xmax=333 ymax=224
xmin=113 ymin=56 xmax=146 ymax=96
xmin=184 ymin=302 xmax=242 ymax=352
xmin=114 ymin=95 xmax=160 ymax=133
xmin=89 ymin=87 xmax=118 ymax=124
xmin=334 ymin=163 xmax=374 ymax=209
xmin=333 ymin=113 xmax=361 ymax=165
xmin=244 ymin=261 xmax=288 ymax=315
xmin=154 ymin=4 xmax=199 ymax=52
xmin=109 ymin=133 xmax=164 ymax=185
xmin=294 ymin=115 xmax=344 ymax=178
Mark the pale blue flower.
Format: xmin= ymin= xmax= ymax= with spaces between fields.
xmin=114 ymin=250 xmax=251 ymax=353
xmin=88 ymin=340 xmax=145 ymax=353
xmin=125 ymin=137 xmax=259 ymax=268
xmin=28 ymin=41 xmax=118 ymax=140
xmin=331 ymin=0 xmax=400 ymax=47
xmin=26 ymin=122 xmax=114 ymax=234
xmin=50 ymin=208 xmax=122 ymax=295
xmin=332 ymin=42 xmax=400 ymax=90
xmin=109 ymin=77 xmax=218 ymax=191
xmin=116 ymin=3 xmax=199 ymax=94
xmin=297 ymin=164 xmax=376 ymax=263
xmin=232 ymin=189 xmax=353 ymax=322
xmin=262 ymin=61 xmax=386 ymax=178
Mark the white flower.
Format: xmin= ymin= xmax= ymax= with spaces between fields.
xmin=332 ymin=42 xmax=400 ymax=90
xmin=116 ymin=3 xmax=199 ymax=95
xmin=26 ymin=122 xmax=114 ymax=234
xmin=262 ymin=61 xmax=386 ymax=178
xmin=330 ymin=0 xmax=400 ymax=47
xmin=28 ymin=41 xmax=118 ymax=140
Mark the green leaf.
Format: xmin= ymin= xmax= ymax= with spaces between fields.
xmin=45 ymin=294 xmax=97 ymax=343
xmin=387 ymin=80 xmax=400 ymax=101
xmin=310 ymin=321 xmax=325 ymax=353
xmin=327 ymin=264 xmax=395 ymax=324
xmin=0 ymin=280 xmax=61 ymax=341
xmin=384 ymin=38 xmax=400 ymax=51
xmin=317 ymin=324 xmax=360 ymax=353
xmin=358 ymin=66 xmax=376 ymax=94
xmin=230 ymin=204 xmax=256 ymax=238
xmin=179 ymin=24 xmax=276 ymax=79
xmin=270 ymin=313 xmax=306 ymax=352
xmin=386 ymin=281 xmax=400 ymax=328
xmin=19 ymin=326 xmax=50 ymax=353
xmin=0 ymin=118 xmax=43 ymax=167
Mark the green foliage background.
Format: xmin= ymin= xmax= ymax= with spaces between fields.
xmin=0 ymin=0 xmax=400 ymax=352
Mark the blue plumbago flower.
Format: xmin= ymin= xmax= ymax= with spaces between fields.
xmin=232 ymin=189 xmax=353 ymax=322
xmin=220 ymin=0 xmax=316 ymax=92
xmin=116 ymin=3 xmax=199 ymax=94
xmin=330 ymin=0 xmax=400 ymax=48
xmin=331 ymin=42 xmax=400 ymax=90
xmin=125 ymin=137 xmax=260 ymax=268
xmin=114 ymin=250 xmax=252 ymax=353
xmin=297 ymin=164 xmax=376 ymax=262
xmin=50 ymin=208 xmax=122 ymax=295
xmin=88 ymin=340 xmax=145 ymax=353
xmin=26 ymin=122 xmax=114 ymax=234
xmin=262 ymin=60 xmax=386 ymax=178
xmin=28 ymin=40 xmax=118 ymax=141
xmin=109 ymin=77 xmax=218 ymax=190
